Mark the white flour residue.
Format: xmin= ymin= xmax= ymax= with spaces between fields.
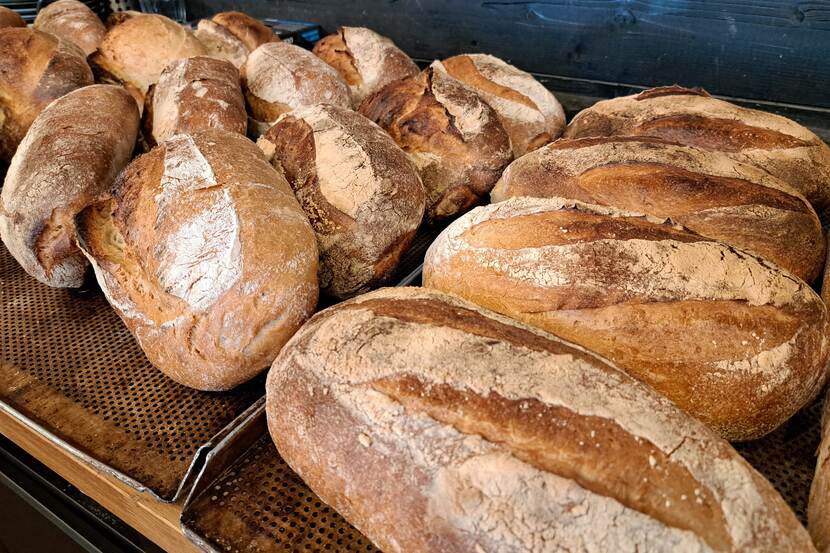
xmin=430 ymin=61 xmax=488 ymax=140
xmin=155 ymin=134 xmax=218 ymax=215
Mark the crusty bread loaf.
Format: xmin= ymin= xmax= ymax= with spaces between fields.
xmin=442 ymin=53 xmax=565 ymax=157
xmin=359 ymin=61 xmax=512 ymax=222
xmin=0 ymin=85 xmax=138 ymax=288
xmin=0 ymin=28 xmax=93 ymax=161
xmin=492 ymin=136 xmax=825 ymax=282
xmin=423 ymin=197 xmax=829 ymax=441
xmin=313 ymin=26 xmax=419 ymax=105
xmin=89 ymin=12 xmax=206 ymax=99
xmin=75 ymin=129 xmax=318 ymax=390
xmin=809 ymin=393 xmax=830 ymax=552
xmin=0 ymin=6 xmax=25 ymax=28
xmin=34 ymin=0 xmax=105 ymax=56
xmin=241 ymin=42 xmax=350 ymax=129
xmin=564 ymin=85 xmax=830 ymax=212
xmin=210 ymin=11 xmax=278 ymax=52
xmin=145 ymin=56 xmax=246 ymax=146
xmin=194 ymin=19 xmax=249 ymax=68
xmin=257 ymin=104 xmax=425 ymax=298
xmin=266 ymin=286 xmax=816 ymax=553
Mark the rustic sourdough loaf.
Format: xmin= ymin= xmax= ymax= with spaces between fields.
xmin=809 ymin=393 xmax=830 ymax=552
xmin=194 ymin=11 xmax=278 ymax=69
xmin=564 ymin=85 xmax=830 ymax=212
xmin=359 ymin=61 xmax=512 ymax=222
xmin=211 ymin=11 xmax=277 ymax=52
xmin=144 ymin=56 xmax=246 ymax=146
xmin=442 ymin=53 xmax=565 ymax=157
xmin=313 ymin=26 xmax=419 ymax=105
xmin=257 ymin=104 xmax=425 ymax=299
xmin=241 ymin=41 xmax=350 ymax=132
xmin=266 ymin=286 xmax=816 ymax=553
xmin=0 ymin=85 xmax=138 ymax=288
xmin=34 ymin=0 xmax=105 ymax=56
xmin=0 ymin=27 xmax=93 ymax=161
xmin=75 ymin=129 xmax=319 ymax=390
xmin=423 ymin=197 xmax=830 ymax=441
xmin=0 ymin=6 xmax=26 ymax=28
xmin=492 ymin=136 xmax=825 ymax=282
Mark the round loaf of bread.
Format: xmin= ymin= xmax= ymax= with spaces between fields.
xmin=33 ymin=0 xmax=105 ymax=56
xmin=89 ymin=12 xmax=206 ymax=98
xmin=809 ymin=393 xmax=830 ymax=551
xmin=267 ymin=286 xmax=816 ymax=553
xmin=211 ymin=11 xmax=278 ymax=52
xmin=423 ymin=197 xmax=830 ymax=441
xmin=194 ymin=19 xmax=249 ymax=68
xmin=257 ymin=104 xmax=425 ymax=298
xmin=442 ymin=53 xmax=565 ymax=157
xmin=0 ymin=28 xmax=93 ymax=161
xmin=0 ymin=85 xmax=139 ymax=287
xmin=564 ymin=85 xmax=830 ymax=213
xmin=0 ymin=6 xmax=25 ymax=28
xmin=75 ymin=129 xmax=319 ymax=391
xmin=313 ymin=26 xmax=419 ymax=105
xmin=359 ymin=61 xmax=512 ymax=222
xmin=241 ymin=42 xmax=350 ymax=129
xmin=492 ymin=136 xmax=826 ymax=282
xmin=145 ymin=56 xmax=246 ymax=146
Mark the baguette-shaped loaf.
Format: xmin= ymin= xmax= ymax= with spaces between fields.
xmin=492 ymin=136 xmax=825 ymax=282
xmin=442 ymin=53 xmax=565 ymax=157
xmin=0 ymin=85 xmax=138 ymax=287
xmin=33 ymin=0 xmax=105 ymax=56
xmin=75 ymin=129 xmax=319 ymax=390
xmin=0 ymin=6 xmax=25 ymax=28
xmin=564 ymin=86 xmax=830 ymax=212
xmin=0 ymin=28 xmax=93 ymax=161
xmin=809 ymin=392 xmax=830 ymax=552
xmin=266 ymin=286 xmax=816 ymax=553
xmin=313 ymin=26 xmax=419 ymax=105
xmin=257 ymin=104 xmax=424 ymax=299
xmin=359 ymin=61 xmax=512 ymax=222
xmin=423 ymin=197 xmax=829 ymax=440
xmin=241 ymin=42 xmax=350 ymax=129
xmin=145 ymin=56 xmax=246 ymax=146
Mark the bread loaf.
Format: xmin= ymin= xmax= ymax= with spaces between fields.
xmin=423 ymin=197 xmax=829 ymax=441
xmin=0 ymin=6 xmax=25 ymax=28
xmin=210 ymin=11 xmax=278 ymax=52
xmin=89 ymin=12 xmax=206 ymax=99
xmin=809 ymin=394 xmax=830 ymax=552
xmin=492 ymin=136 xmax=825 ymax=282
xmin=0 ymin=28 xmax=93 ymax=161
xmin=34 ymin=0 xmax=105 ymax=56
xmin=266 ymin=286 xmax=816 ymax=553
xmin=359 ymin=61 xmax=512 ymax=222
xmin=564 ymin=86 xmax=830 ymax=212
xmin=442 ymin=53 xmax=565 ymax=157
xmin=195 ymin=11 xmax=278 ymax=69
xmin=257 ymin=104 xmax=425 ymax=298
xmin=241 ymin=42 xmax=350 ymax=130
xmin=75 ymin=129 xmax=318 ymax=390
xmin=144 ymin=56 xmax=246 ymax=146
xmin=313 ymin=26 xmax=419 ymax=105
xmin=0 ymin=85 xmax=138 ymax=287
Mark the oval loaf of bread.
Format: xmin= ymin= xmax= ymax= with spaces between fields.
xmin=359 ymin=61 xmax=512 ymax=222
xmin=145 ymin=56 xmax=246 ymax=146
xmin=257 ymin=104 xmax=425 ymax=299
xmin=33 ymin=0 xmax=105 ymax=56
xmin=210 ymin=11 xmax=278 ymax=52
xmin=492 ymin=136 xmax=825 ymax=282
xmin=564 ymin=85 xmax=830 ymax=212
xmin=313 ymin=26 xmax=419 ymax=105
xmin=423 ymin=197 xmax=830 ymax=441
xmin=266 ymin=286 xmax=816 ymax=553
xmin=442 ymin=53 xmax=565 ymax=157
xmin=241 ymin=41 xmax=350 ymax=130
xmin=75 ymin=129 xmax=319 ymax=391
xmin=0 ymin=27 xmax=93 ymax=161
xmin=0 ymin=85 xmax=139 ymax=288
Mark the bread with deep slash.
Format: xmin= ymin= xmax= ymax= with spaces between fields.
xmin=423 ymin=197 xmax=830 ymax=441
xmin=266 ymin=286 xmax=816 ymax=553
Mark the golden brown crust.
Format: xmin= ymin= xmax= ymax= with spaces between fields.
xmin=0 ymin=6 xmax=25 ymax=28
xmin=0 ymin=28 xmax=93 ymax=161
xmin=358 ymin=62 xmax=512 ymax=222
xmin=75 ymin=129 xmax=319 ymax=390
xmin=492 ymin=136 xmax=826 ymax=282
xmin=193 ymin=19 xmax=248 ymax=68
xmin=809 ymin=388 xmax=830 ymax=551
xmin=423 ymin=197 xmax=830 ymax=440
xmin=211 ymin=11 xmax=278 ymax=52
xmin=33 ymin=0 xmax=105 ymax=56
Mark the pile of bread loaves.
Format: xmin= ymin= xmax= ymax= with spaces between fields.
xmin=3 ymin=3 xmax=830 ymax=551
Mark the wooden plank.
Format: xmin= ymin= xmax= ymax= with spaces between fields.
xmin=0 ymin=408 xmax=200 ymax=553
xmin=186 ymin=0 xmax=830 ymax=109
